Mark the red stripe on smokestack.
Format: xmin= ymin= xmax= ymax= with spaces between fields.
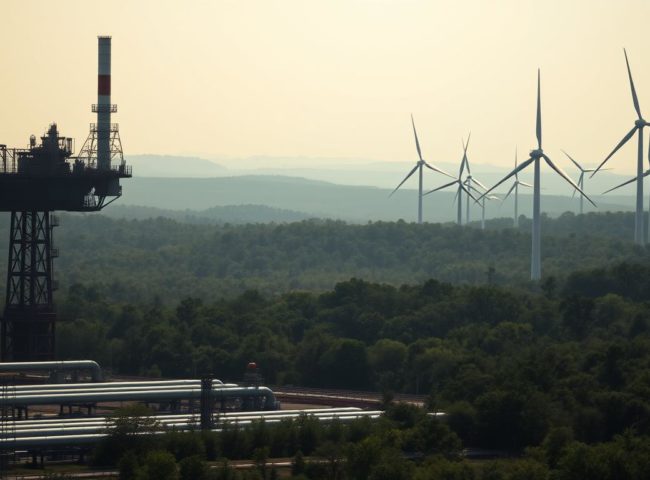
xmin=98 ymin=75 xmax=111 ymax=95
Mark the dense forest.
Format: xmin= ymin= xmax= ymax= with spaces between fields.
xmin=94 ymin=401 xmax=650 ymax=479
xmin=7 ymin=211 xmax=645 ymax=477
xmin=0 ymin=211 xmax=647 ymax=303
xmin=56 ymin=259 xmax=650 ymax=477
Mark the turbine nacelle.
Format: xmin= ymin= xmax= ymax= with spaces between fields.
xmin=530 ymin=149 xmax=544 ymax=159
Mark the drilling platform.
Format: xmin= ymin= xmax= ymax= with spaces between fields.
xmin=0 ymin=36 xmax=131 ymax=361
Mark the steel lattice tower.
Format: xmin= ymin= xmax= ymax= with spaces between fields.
xmin=0 ymin=36 xmax=130 ymax=361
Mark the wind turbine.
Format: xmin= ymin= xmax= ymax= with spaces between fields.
xmin=480 ymin=70 xmax=595 ymax=281
xmin=424 ymin=136 xmax=478 ymax=225
xmin=466 ymin=181 xmax=498 ymax=229
xmin=590 ymin=49 xmax=649 ymax=245
xmin=460 ymin=135 xmax=488 ymax=224
xmin=500 ymin=148 xmax=532 ymax=228
xmin=390 ymin=115 xmax=454 ymax=224
xmin=562 ymin=150 xmax=601 ymax=215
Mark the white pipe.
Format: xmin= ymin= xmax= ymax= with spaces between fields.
xmin=13 ymin=379 xmax=224 ymax=391
xmin=4 ymin=414 xmax=384 ymax=448
xmin=11 ymin=408 xmax=364 ymax=428
xmin=13 ymin=383 xmax=237 ymax=396
xmin=10 ymin=412 xmax=384 ymax=437
xmin=0 ymin=361 xmax=103 ymax=382
xmin=2 ymin=386 xmax=278 ymax=410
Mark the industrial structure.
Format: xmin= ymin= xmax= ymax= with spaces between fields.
xmin=0 ymin=365 xmax=387 ymax=467
xmin=0 ymin=36 xmax=130 ymax=361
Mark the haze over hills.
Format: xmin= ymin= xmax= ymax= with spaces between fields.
xmin=121 ymin=154 xmax=641 ymax=224
xmin=126 ymin=155 xmax=228 ymax=177
xmin=127 ymin=153 xmax=644 ymax=195
xmin=114 ymin=174 xmax=635 ymax=224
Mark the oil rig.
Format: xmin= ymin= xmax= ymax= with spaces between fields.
xmin=0 ymin=36 xmax=131 ymax=361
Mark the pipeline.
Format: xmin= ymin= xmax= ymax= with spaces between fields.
xmin=12 ymin=383 xmax=237 ymax=396
xmin=1 ymin=385 xmax=278 ymax=410
xmin=11 ymin=411 xmax=383 ymax=438
xmin=1 ymin=411 xmax=382 ymax=448
xmin=12 ymin=379 xmax=224 ymax=391
xmin=0 ymin=360 xmax=103 ymax=382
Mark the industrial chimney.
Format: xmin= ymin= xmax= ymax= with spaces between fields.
xmin=96 ymin=36 xmax=113 ymax=171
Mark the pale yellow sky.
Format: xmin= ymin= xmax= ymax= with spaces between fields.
xmin=2 ymin=0 xmax=650 ymax=172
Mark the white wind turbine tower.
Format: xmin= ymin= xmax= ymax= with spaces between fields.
xmin=480 ymin=70 xmax=595 ymax=281
xmin=590 ymin=49 xmax=649 ymax=245
xmin=390 ymin=115 xmax=454 ymax=224
xmin=424 ymin=137 xmax=477 ymax=225
xmin=500 ymin=148 xmax=532 ymax=228
xmin=465 ymin=180 xmax=498 ymax=229
xmin=562 ymin=150 xmax=601 ymax=215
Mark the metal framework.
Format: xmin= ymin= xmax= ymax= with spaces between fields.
xmin=1 ymin=212 xmax=57 ymax=361
xmin=76 ymin=122 xmax=124 ymax=170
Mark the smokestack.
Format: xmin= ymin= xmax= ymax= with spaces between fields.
xmin=97 ymin=36 xmax=113 ymax=171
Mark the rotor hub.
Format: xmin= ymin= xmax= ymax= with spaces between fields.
xmin=636 ymin=119 xmax=646 ymax=127
xmin=530 ymin=148 xmax=544 ymax=159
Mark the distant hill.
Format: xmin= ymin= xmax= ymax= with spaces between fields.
xmin=125 ymin=154 xmax=227 ymax=177
xmin=114 ymin=175 xmax=634 ymax=223
xmin=103 ymin=204 xmax=311 ymax=224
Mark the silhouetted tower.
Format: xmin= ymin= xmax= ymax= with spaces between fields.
xmin=0 ymin=36 xmax=130 ymax=361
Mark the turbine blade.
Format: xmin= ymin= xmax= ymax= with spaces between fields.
xmin=460 ymin=183 xmax=479 ymax=203
xmin=453 ymin=186 xmax=460 ymax=205
xmin=602 ymin=170 xmax=650 ymax=194
xmin=472 ymin=178 xmax=488 ymax=190
xmin=501 ymin=183 xmax=517 ymax=203
xmin=590 ymin=126 xmax=638 ymax=178
xmin=536 ymin=69 xmax=542 ymax=149
xmin=389 ymin=164 xmax=419 ymax=197
xmin=459 ymin=139 xmax=467 ymax=177
xmin=543 ymin=154 xmax=596 ymax=207
xmin=624 ymin=49 xmax=643 ymax=120
xmin=562 ymin=150 xmax=583 ymax=172
xmin=480 ymin=157 xmax=535 ymax=199
xmin=423 ymin=161 xmax=455 ymax=179
xmin=518 ymin=181 xmax=533 ymax=188
xmin=411 ymin=114 xmax=423 ymax=161
xmin=423 ymin=179 xmax=459 ymax=196
xmin=571 ymin=172 xmax=584 ymax=199
xmin=514 ymin=147 xmax=519 ymax=180
xmin=465 ymin=133 xmax=472 ymax=175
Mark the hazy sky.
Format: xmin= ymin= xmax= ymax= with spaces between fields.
xmin=3 ymin=0 xmax=650 ymax=173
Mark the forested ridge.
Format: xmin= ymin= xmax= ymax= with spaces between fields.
xmin=1 ymin=210 xmax=646 ymax=303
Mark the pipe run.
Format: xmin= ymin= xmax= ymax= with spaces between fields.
xmin=1 ymin=386 xmax=279 ymax=410
xmin=0 ymin=360 xmax=103 ymax=382
xmin=2 ymin=411 xmax=383 ymax=448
